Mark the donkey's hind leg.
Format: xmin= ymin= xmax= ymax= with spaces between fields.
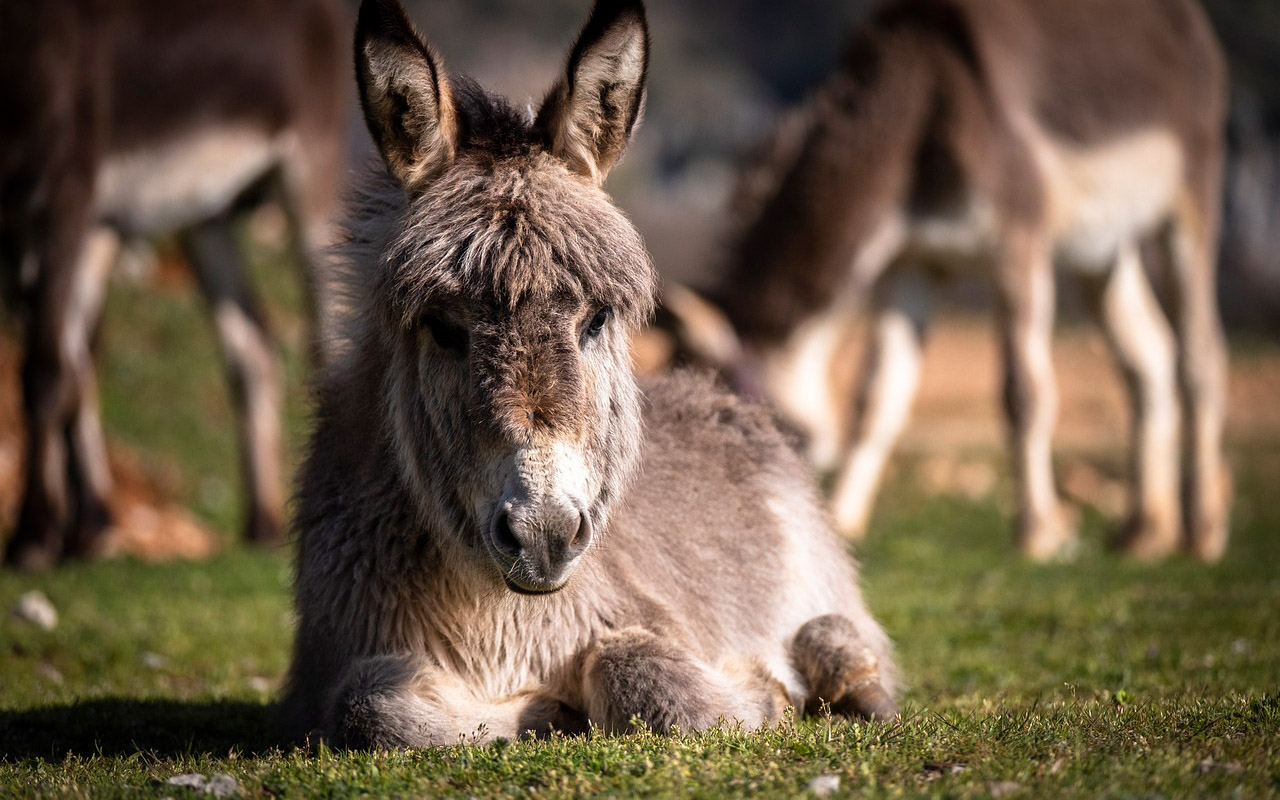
xmin=182 ymin=212 xmax=285 ymax=545
xmin=582 ymin=627 xmax=789 ymax=733
xmin=996 ymin=228 xmax=1074 ymax=560
xmin=1163 ymin=193 xmax=1231 ymax=561
xmin=791 ymin=614 xmax=898 ymax=721
xmin=7 ymin=218 xmax=116 ymax=568
xmin=1079 ymin=244 xmax=1180 ymax=559
xmin=63 ymin=227 xmax=120 ymax=559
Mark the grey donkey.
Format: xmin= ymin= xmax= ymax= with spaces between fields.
xmin=282 ymin=0 xmax=898 ymax=747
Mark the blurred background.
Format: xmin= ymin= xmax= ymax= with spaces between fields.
xmin=1 ymin=0 xmax=1277 ymax=555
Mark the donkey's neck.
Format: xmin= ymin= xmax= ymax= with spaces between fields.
xmin=712 ymin=33 xmax=937 ymax=346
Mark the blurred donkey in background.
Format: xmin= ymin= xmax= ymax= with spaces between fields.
xmin=658 ymin=0 xmax=1231 ymax=562
xmin=0 ymin=0 xmax=348 ymax=569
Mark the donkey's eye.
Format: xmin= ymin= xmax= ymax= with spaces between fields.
xmin=421 ymin=314 xmax=468 ymax=355
xmin=583 ymin=306 xmax=611 ymax=344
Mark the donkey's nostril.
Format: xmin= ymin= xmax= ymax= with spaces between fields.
xmin=570 ymin=511 xmax=592 ymax=550
xmin=492 ymin=510 xmax=521 ymax=556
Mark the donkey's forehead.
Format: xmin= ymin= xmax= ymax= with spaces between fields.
xmin=385 ymin=157 xmax=657 ymax=325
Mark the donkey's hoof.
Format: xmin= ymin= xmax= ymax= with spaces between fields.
xmin=836 ymin=680 xmax=899 ymax=722
xmin=1184 ymin=520 xmax=1229 ymax=563
xmin=1109 ymin=514 xmax=1179 ymax=561
xmin=244 ymin=508 xmax=285 ymax=547
xmin=4 ymin=541 xmax=60 ymax=572
xmin=1017 ymin=516 xmax=1078 ymax=563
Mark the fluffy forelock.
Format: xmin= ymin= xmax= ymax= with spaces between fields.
xmin=381 ymin=152 xmax=655 ymax=327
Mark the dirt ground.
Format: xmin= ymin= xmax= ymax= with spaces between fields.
xmin=905 ymin=317 xmax=1280 ymax=454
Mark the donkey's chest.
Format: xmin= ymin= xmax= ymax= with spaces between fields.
xmin=420 ymin=597 xmax=604 ymax=700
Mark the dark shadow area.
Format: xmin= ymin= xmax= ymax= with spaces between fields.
xmin=0 ymin=699 xmax=282 ymax=761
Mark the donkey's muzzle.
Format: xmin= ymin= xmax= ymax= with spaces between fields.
xmin=488 ymin=500 xmax=593 ymax=594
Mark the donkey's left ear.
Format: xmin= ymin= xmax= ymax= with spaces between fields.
xmin=536 ymin=0 xmax=649 ymax=185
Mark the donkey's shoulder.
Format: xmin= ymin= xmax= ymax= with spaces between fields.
xmin=639 ymin=369 xmax=807 ymax=471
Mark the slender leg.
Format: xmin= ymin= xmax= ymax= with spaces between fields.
xmin=182 ymin=214 xmax=285 ymax=545
xmin=279 ymin=142 xmax=341 ymax=365
xmin=1079 ymin=245 xmax=1181 ymax=559
xmin=830 ymin=270 xmax=930 ymax=539
xmin=581 ymin=627 xmax=789 ymax=733
xmin=6 ymin=200 xmax=94 ymax=569
xmin=996 ymin=229 xmax=1073 ymax=560
xmin=63 ymin=227 xmax=119 ymax=559
xmin=791 ymin=614 xmax=897 ymax=721
xmin=1164 ymin=198 xmax=1231 ymax=561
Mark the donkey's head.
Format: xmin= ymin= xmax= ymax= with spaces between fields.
xmin=353 ymin=0 xmax=654 ymax=594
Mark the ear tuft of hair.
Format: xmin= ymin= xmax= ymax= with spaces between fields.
xmin=536 ymin=0 xmax=650 ymax=186
xmin=355 ymin=0 xmax=458 ymax=194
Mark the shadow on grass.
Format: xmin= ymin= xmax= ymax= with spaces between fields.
xmin=0 ymin=699 xmax=282 ymax=761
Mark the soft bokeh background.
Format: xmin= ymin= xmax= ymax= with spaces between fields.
xmin=1 ymin=0 xmax=1274 ymax=551
xmin=1 ymin=2 xmax=1277 ymax=795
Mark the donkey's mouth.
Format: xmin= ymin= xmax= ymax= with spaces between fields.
xmin=503 ymin=575 xmax=568 ymax=596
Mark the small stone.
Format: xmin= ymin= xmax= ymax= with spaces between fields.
xmin=1231 ymin=639 xmax=1249 ymax=655
xmin=987 ymin=781 xmax=1023 ymax=797
xmin=205 ymin=774 xmax=241 ymax=798
xmin=247 ymin=676 xmax=272 ymax=693
xmin=165 ymin=773 xmax=241 ymax=798
xmin=141 ymin=652 xmax=169 ymax=669
xmin=12 ymin=590 xmax=57 ymax=631
xmin=37 ymin=661 xmax=64 ymax=684
xmin=806 ymin=774 xmax=841 ymax=797
xmin=1194 ymin=758 xmax=1244 ymax=776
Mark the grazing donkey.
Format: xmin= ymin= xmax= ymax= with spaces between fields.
xmin=0 ymin=0 xmax=347 ymax=568
xmin=283 ymin=0 xmax=898 ymax=747
xmin=660 ymin=0 xmax=1231 ymax=561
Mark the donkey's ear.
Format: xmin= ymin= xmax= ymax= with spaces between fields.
xmin=536 ymin=0 xmax=649 ymax=185
xmin=355 ymin=0 xmax=457 ymax=194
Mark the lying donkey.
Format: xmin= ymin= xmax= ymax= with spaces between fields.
xmin=282 ymin=0 xmax=897 ymax=747
xmin=659 ymin=0 xmax=1231 ymax=561
xmin=0 ymin=0 xmax=347 ymax=568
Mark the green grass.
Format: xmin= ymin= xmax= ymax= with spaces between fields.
xmin=1 ymin=238 xmax=1278 ymax=796
xmin=2 ymin=472 xmax=1277 ymax=798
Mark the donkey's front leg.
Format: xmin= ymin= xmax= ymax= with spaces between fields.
xmin=996 ymin=228 xmax=1074 ymax=560
xmin=581 ymin=627 xmax=787 ymax=733
xmin=330 ymin=654 xmax=583 ymax=749
xmin=831 ymin=268 xmax=931 ymax=539
xmin=792 ymin=614 xmax=897 ymax=721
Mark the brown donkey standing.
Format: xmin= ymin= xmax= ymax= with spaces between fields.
xmin=0 ymin=0 xmax=347 ymax=568
xmin=661 ymin=0 xmax=1231 ymax=562
xmin=282 ymin=0 xmax=897 ymax=747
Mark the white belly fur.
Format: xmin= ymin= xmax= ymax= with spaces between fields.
xmin=1031 ymin=126 xmax=1184 ymax=273
xmin=96 ymin=127 xmax=285 ymax=236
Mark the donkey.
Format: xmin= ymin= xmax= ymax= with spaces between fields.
xmin=0 ymin=0 xmax=347 ymax=569
xmin=282 ymin=0 xmax=897 ymax=747
xmin=659 ymin=0 xmax=1231 ymax=562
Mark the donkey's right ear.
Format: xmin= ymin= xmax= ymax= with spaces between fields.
xmin=355 ymin=0 xmax=457 ymax=194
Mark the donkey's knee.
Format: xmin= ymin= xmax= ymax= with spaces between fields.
xmin=792 ymin=614 xmax=898 ymax=721
xmin=582 ymin=628 xmax=732 ymax=733
xmin=328 ymin=655 xmax=437 ymax=749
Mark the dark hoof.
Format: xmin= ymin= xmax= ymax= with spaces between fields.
xmin=244 ymin=508 xmax=284 ymax=546
xmin=4 ymin=541 xmax=60 ymax=572
xmin=835 ymin=682 xmax=899 ymax=722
